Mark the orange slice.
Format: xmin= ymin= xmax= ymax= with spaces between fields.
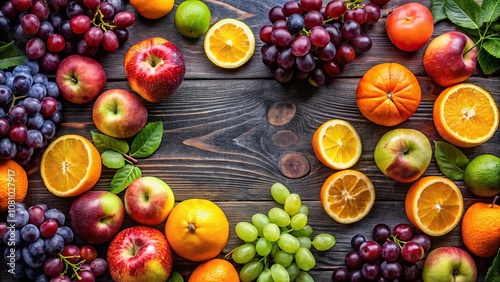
xmin=312 ymin=119 xmax=362 ymax=170
xmin=320 ymin=170 xmax=375 ymax=224
xmin=433 ymin=83 xmax=499 ymax=148
xmin=405 ymin=176 xmax=464 ymax=236
xmin=40 ymin=134 xmax=102 ymax=197
xmin=203 ymin=18 xmax=256 ymax=69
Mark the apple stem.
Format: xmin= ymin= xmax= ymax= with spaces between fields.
xmin=491 ymin=195 xmax=499 ymax=208
xmin=124 ymin=154 xmax=138 ymax=164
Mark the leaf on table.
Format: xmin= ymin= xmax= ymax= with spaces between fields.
xmin=0 ymin=41 xmax=26 ymax=70
xmin=130 ymin=121 xmax=163 ymax=158
xmin=434 ymin=141 xmax=469 ymax=180
xmin=444 ymin=0 xmax=482 ymax=30
xmin=101 ymin=150 xmax=125 ymax=169
xmin=485 ymin=248 xmax=500 ymax=281
xmin=478 ymin=47 xmax=500 ymax=75
xmin=431 ymin=0 xmax=448 ymax=23
xmin=91 ymin=131 xmax=129 ymax=154
xmin=479 ymin=0 xmax=500 ymax=26
xmin=483 ymin=38 xmax=500 ymax=58
xmin=110 ymin=164 xmax=141 ymax=194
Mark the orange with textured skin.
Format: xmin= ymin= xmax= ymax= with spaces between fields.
xmin=0 ymin=160 xmax=28 ymax=213
xmin=356 ymin=62 xmax=421 ymax=127
xmin=129 ymin=0 xmax=174 ymax=19
xmin=188 ymin=258 xmax=239 ymax=282
xmin=461 ymin=199 xmax=500 ymax=257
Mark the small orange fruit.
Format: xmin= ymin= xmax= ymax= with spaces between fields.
xmin=320 ymin=170 xmax=375 ymax=224
xmin=433 ymin=83 xmax=499 ymax=148
xmin=461 ymin=198 xmax=500 ymax=257
xmin=0 ymin=159 xmax=28 ymax=213
xmin=356 ymin=62 xmax=421 ymax=126
xmin=312 ymin=119 xmax=362 ymax=170
xmin=188 ymin=258 xmax=239 ymax=282
xmin=204 ymin=18 xmax=256 ymax=69
xmin=129 ymin=0 xmax=174 ymax=19
xmin=165 ymin=198 xmax=229 ymax=262
xmin=405 ymin=176 xmax=464 ymax=236
xmin=40 ymin=134 xmax=102 ymax=197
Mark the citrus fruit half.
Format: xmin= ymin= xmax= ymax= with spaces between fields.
xmin=312 ymin=119 xmax=362 ymax=170
xmin=320 ymin=170 xmax=375 ymax=224
xmin=40 ymin=134 xmax=102 ymax=197
xmin=204 ymin=18 xmax=256 ymax=69
xmin=433 ymin=83 xmax=499 ymax=148
xmin=405 ymin=176 xmax=464 ymax=236
xmin=0 ymin=159 xmax=28 ymax=213
xmin=188 ymin=258 xmax=239 ymax=282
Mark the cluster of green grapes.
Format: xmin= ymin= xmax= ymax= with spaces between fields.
xmin=229 ymin=182 xmax=336 ymax=281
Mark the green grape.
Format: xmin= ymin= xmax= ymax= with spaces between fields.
xmin=268 ymin=207 xmax=291 ymax=227
xmin=297 ymin=236 xmax=312 ymax=249
xmin=270 ymin=263 xmax=290 ymax=282
xmin=273 ymin=250 xmax=294 ymax=267
xmin=263 ymin=223 xmax=281 ymax=242
xmin=284 ymin=193 xmax=301 ymax=216
xmin=295 ymin=247 xmax=316 ymax=271
xmin=290 ymin=213 xmax=308 ymax=230
xmin=166 ymin=271 xmax=184 ymax=282
xmin=235 ymin=221 xmax=259 ymax=242
xmin=252 ymin=213 xmax=271 ymax=237
xmin=286 ymin=262 xmax=300 ymax=280
xmin=257 ymin=268 xmax=273 ymax=282
xmin=270 ymin=182 xmax=290 ymax=204
xmin=312 ymin=233 xmax=336 ymax=251
xmin=255 ymin=237 xmax=272 ymax=256
xmin=278 ymin=233 xmax=300 ymax=254
xmin=297 ymin=205 xmax=309 ymax=216
xmin=296 ymin=271 xmax=314 ymax=282
xmin=232 ymin=243 xmax=257 ymax=264
xmin=239 ymin=258 xmax=264 ymax=282
xmin=291 ymin=224 xmax=313 ymax=237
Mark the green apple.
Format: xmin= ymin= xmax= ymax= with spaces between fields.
xmin=422 ymin=247 xmax=477 ymax=282
xmin=374 ymin=128 xmax=432 ymax=183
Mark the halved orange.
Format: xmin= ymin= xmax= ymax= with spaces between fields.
xmin=405 ymin=176 xmax=464 ymax=236
xmin=40 ymin=134 xmax=102 ymax=197
xmin=320 ymin=170 xmax=375 ymax=224
xmin=312 ymin=119 xmax=362 ymax=170
xmin=433 ymin=83 xmax=499 ymax=148
xmin=203 ymin=18 xmax=255 ymax=69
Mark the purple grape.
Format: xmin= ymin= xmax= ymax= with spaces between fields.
xmin=291 ymin=34 xmax=311 ymax=57
xmin=409 ymin=233 xmax=431 ymax=252
xmin=393 ymin=223 xmax=413 ymax=241
xmin=0 ymin=118 xmax=9 ymax=137
xmin=40 ymin=120 xmax=56 ymax=139
xmin=26 ymin=129 xmax=44 ymax=148
xmin=364 ymin=3 xmax=381 ymax=24
xmin=271 ymin=28 xmax=292 ymax=47
xmin=39 ymin=52 xmax=60 ymax=72
xmin=28 ymin=83 xmax=47 ymax=100
xmin=325 ymin=0 xmax=346 ymax=19
xmin=99 ymin=2 xmax=115 ymax=18
xmin=43 ymin=256 xmax=63 ymax=277
xmin=269 ymin=6 xmax=285 ymax=23
xmin=345 ymin=250 xmax=364 ymax=269
xmin=23 ymin=97 xmax=41 ymax=115
xmin=401 ymin=241 xmax=424 ymax=263
xmin=402 ymin=262 xmax=420 ymax=281
xmin=286 ymin=13 xmax=305 ymax=34
xmin=22 ymin=247 xmax=46 ymax=268
xmin=26 ymin=113 xmax=44 ymax=129
xmin=295 ymin=53 xmax=315 ymax=72
xmin=304 ymin=10 xmax=323 ymax=29
xmin=308 ymin=67 xmax=325 ymax=87
xmin=104 ymin=0 xmax=124 ymax=14
xmin=351 ymin=234 xmax=366 ymax=250
xmin=332 ymin=266 xmax=349 ymax=281
xmin=55 ymin=226 xmax=73 ymax=244
xmin=13 ymin=74 xmax=32 ymax=94
xmin=362 ymin=261 xmax=380 ymax=281
xmin=351 ymin=33 xmax=372 ymax=53
xmin=262 ymin=44 xmax=279 ymax=68
xmin=44 ymin=234 xmax=65 ymax=254
xmin=381 ymin=240 xmax=400 ymax=261
xmin=277 ymin=47 xmax=295 ymax=70
xmin=28 ymin=238 xmax=46 ymax=257
xmin=90 ymin=257 xmax=107 ymax=276
xmin=274 ymin=67 xmax=293 ymax=84
xmin=380 ymin=261 xmax=402 ymax=280
xmin=8 ymin=105 xmax=27 ymax=124
xmin=0 ymin=85 xmax=12 ymax=104
xmin=309 ymin=25 xmax=330 ymax=47
xmin=341 ymin=20 xmax=361 ymax=40
xmin=65 ymin=0 xmax=84 ymax=18
xmin=359 ymin=240 xmax=382 ymax=262
xmin=315 ymin=41 xmax=336 ymax=60
xmin=335 ymin=43 xmax=355 ymax=65
xmin=372 ymin=223 xmax=391 ymax=244
xmin=44 ymin=208 xmax=65 ymax=226
xmin=25 ymin=37 xmax=46 ymax=59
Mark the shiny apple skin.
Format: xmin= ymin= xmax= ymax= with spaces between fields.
xmin=422 ymin=246 xmax=477 ymax=282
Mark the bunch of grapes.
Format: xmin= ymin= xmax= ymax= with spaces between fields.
xmin=332 ymin=223 xmax=432 ymax=281
xmin=0 ymin=202 xmax=107 ymax=282
xmin=260 ymin=0 xmax=382 ymax=87
xmin=229 ymin=183 xmax=336 ymax=281
xmin=0 ymin=59 xmax=62 ymax=163
xmin=0 ymin=0 xmax=134 ymax=72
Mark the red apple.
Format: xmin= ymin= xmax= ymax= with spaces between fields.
xmin=107 ymin=226 xmax=173 ymax=282
xmin=124 ymin=37 xmax=185 ymax=102
xmin=56 ymin=54 xmax=106 ymax=104
xmin=422 ymin=246 xmax=477 ymax=282
xmin=423 ymin=31 xmax=478 ymax=87
xmin=92 ymin=89 xmax=148 ymax=138
xmin=124 ymin=176 xmax=175 ymax=226
xmin=69 ymin=191 xmax=124 ymax=245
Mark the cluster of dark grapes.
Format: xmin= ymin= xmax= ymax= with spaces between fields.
xmin=1 ymin=202 xmax=107 ymax=282
xmin=260 ymin=0 xmax=382 ymax=87
xmin=332 ymin=223 xmax=431 ymax=282
xmin=0 ymin=59 xmax=62 ymax=163
xmin=0 ymin=0 xmax=134 ymax=72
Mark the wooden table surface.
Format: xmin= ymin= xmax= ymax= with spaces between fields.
xmin=2 ymin=0 xmax=499 ymax=281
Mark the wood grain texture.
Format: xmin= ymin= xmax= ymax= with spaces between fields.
xmin=2 ymin=0 xmax=499 ymax=281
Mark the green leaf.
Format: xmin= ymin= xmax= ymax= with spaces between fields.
xmin=91 ymin=131 xmax=129 ymax=154
xmin=478 ymin=47 xmax=500 ymax=74
xmin=130 ymin=121 xmax=163 ymax=158
xmin=480 ymin=0 xmax=500 ymax=26
xmin=0 ymin=41 xmax=26 ymax=69
xmin=483 ymin=37 xmax=500 ymax=58
xmin=434 ymin=141 xmax=469 ymax=180
xmin=485 ymin=248 xmax=500 ymax=282
xmin=110 ymin=164 xmax=141 ymax=194
xmin=0 ymin=56 xmax=27 ymax=69
xmin=101 ymin=150 xmax=125 ymax=169
xmin=431 ymin=0 xmax=448 ymax=23
xmin=444 ymin=0 xmax=481 ymax=30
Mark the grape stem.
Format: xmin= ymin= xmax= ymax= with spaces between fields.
xmin=91 ymin=6 xmax=116 ymax=32
xmin=58 ymin=253 xmax=86 ymax=280
xmin=9 ymin=93 xmax=27 ymax=109
xmin=388 ymin=234 xmax=407 ymax=249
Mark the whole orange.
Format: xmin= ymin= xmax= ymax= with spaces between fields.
xmin=0 ymin=160 xmax=28 ymax=213
xmin=461 ymin=199 xmax=500 ymax=257
xmin=165 ymin=198 xmax=229 ymax=262
xmin=356 ymin=62 xmax=421 ymax=126
xmin=188 ymin=258 xmax=239 ymax=282
xmin=129 ymin=0 xmax=174 ymax=19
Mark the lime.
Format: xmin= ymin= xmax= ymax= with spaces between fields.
xmin=463 ymin=154 xmax=500 ymax=197
xmin=174 ymin=0 xmax=211 ymax=38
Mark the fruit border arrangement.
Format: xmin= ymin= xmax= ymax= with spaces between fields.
xmin=1 ymin=0 xmax=500 ymax=281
